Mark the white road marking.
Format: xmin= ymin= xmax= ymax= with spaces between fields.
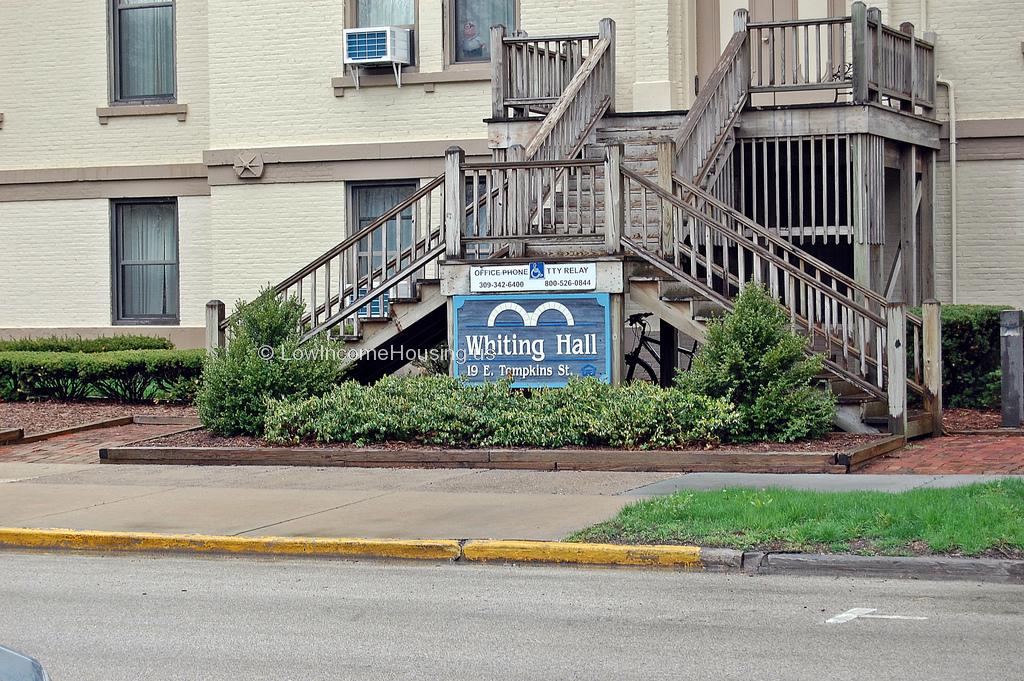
xmin=826 ymin=607 xmax=877 ymax=623
xmin=826 ymin=607 xmax=928 ymax=624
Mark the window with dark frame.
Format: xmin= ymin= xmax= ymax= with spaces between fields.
xmin=112 ymin=199 xmax=179 ymax=324
xmin=111 ymin=0 xmax=176 ymax=103
xmin=451 ymin=0 xmax=516 ymax=63
xmin=351 ymin=183 xmax=417 ymax=280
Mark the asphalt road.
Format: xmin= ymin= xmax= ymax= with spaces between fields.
xmin=1 ymin=551 xmax=1021 ymax=681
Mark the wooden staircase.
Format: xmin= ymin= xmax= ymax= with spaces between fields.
xmin=212 ymin=8 xmax=941 ymax=436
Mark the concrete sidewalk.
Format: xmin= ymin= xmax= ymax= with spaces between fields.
xmin=0 ymin=462 xmax=671 ymax=541
xmin=2 ymin=463 xmax=1019 ymax=541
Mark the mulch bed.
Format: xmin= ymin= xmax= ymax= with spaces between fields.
xmin=0 ymin=400 xmax=197 ymax=437
xmin=143 ymin=428 xmax=880 ymax=454
xmin=944 ymin=408 xmax=1004 ymax=432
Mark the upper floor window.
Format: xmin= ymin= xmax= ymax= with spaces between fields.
xmin=353 ymin=0 xmax=415 ymax=27
xmin=350 ymin=0 xmax=417 ymax=66
xmin=111 ymin=0 xmax=175 ymax=103
xmin=451 ymin=0 xmax=516 ymax=63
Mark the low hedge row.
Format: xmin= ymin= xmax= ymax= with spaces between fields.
xmin=934 ymin=304 xmax=1008 ymax=408
xmin=264 ymin=376 xmax=742 ymax=450
xmin=0 ymin=335 xmax=174 ymax=353
xmin=0 ymin=349 xmax=204 ymax=402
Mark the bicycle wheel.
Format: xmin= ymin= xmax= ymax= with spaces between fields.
xmin=626 ymin=356 xmax=657 ymax=383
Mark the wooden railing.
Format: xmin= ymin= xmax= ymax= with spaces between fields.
xmin=617 ymin=166 xmax=926 ymax=405
xmin=748 ymin=16 xmax=852 ymax=94
xmin=674 ymin=13 xmax=750 ymax=188
xmin=744 ymin=2 xmax=935 ymax=115
xmin=445 ymin=151 xmax=607 ymax=257
xmin=220 ymin=175 xmax=446 ymax=343
xmin=492 ymin=29 xmax=600 ymax=118
xmin=519 ymin=19 xmax=615 ymax=162
xmin=862 ymin=7 xmax=936 ymax=113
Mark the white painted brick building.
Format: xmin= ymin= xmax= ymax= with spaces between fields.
xmin=0 ymin=0 xmax=1021 ymax=346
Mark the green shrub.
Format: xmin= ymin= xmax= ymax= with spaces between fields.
xmin=0 ymin=335 xmax=173 ymax=353
xmin=677 ymin=283 xmax=836 ymax=442
xmin=0 ymin=350 xmax=204 ymax=402
xmin=195 ymin=287 xmax=348 ymax=436
xmin=933 ymin=305 xmax=1008 ymax=408
xmin=263 ymin=376 xmax=740 ymax=449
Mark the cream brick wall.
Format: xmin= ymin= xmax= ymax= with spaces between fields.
xmin=206 ymin=0 xmax=696 ymax=150
xmin=208 ymin=182 xmax=348 ymax=308
xmin=932 ymin=159 xmax=1024 ymax=308
xmin=887 ymin=0 xmax=1024 ymax=120
xmin=0 ymin=200 xmax=111 ymax=327
xmin=0 ymin=196 xmax=211 ymax=328
xmin=0 ymin=0 xmax=209 ymax=171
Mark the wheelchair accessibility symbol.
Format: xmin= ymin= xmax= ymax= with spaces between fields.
xmin=529 ymin=262 xmax=545 ymax=280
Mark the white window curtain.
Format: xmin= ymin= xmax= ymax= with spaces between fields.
xmin=117 ymin=1 xmax=174 ymax=100
xmin=116 ymin=202 xmax=178 ymax=320
xmin=453 ymin=0 xmax=515 ymax=62
xmin=357 ymin=0 xmax=414 ymax=26
xmin=352 ymin=184 xmax=416 ymax=279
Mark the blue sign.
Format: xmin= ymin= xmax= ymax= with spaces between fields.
xmin=452 ymin=293 xmax=612 ymax=387
xmin=529 ymin=262 xmax=545 ymax=280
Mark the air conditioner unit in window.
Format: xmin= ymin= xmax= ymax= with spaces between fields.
xmin=343 ymin=26 xmax=412 ymax=89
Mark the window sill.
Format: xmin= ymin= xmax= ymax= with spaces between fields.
xmin=332 ymin=69 xmax=489 ymax=96
xmin=97 ymin=103 xmax=188 ymax=125
xmin=112 ymin=318 xmax=180 ymax=327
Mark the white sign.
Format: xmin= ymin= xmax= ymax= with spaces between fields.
xmin=470 ymin=262 xmax=597 ymax=293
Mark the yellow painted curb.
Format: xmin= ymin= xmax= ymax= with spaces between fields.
xmin=462 ymin=540 xmax=703 ymax=568
xmin=0 ymin=528 xmax=461 ymax=561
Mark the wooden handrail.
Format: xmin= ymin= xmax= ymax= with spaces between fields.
xmin=672 ymin=30 xmax=747 ymax=150
xmin=272 ymin=175 xmax=442 ymax=293
xmin=502 ymin=33 xmax=599 ymax=44
xmin=746 ymin=15 xmax=851 ymax=29
xmin=623 ymin=168 xmax=885 ymax=325
xmin=463 ymin=158 xmax=602 ymax=171
xmin=669 ymin=171 xmax=887 ymax=310
xmin=220 ymin=174 xmax=443 ymax=331
xmin=523 ymin=36 xmax=611 ymax=160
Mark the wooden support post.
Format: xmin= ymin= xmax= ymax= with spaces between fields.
xmin=851 ymin=2 xmax=869 ymax=104
xmin=604 ymin=143 xmax=624 ymax=255
xmin=734 ymin=9 xmax=750 ymax=86
xmin=610 ymin=293 xmax=625 ymax=386
xmin=733 ymin=7 xmax=748 ymax=32
xmin=922 ymin=299 xmax=943 ymax=436
xmin=659 ymin=318 xmax=678 ymax=388
xmin=205 ymin=300 xmax=225 ymax=354
xmin=919 ymin=149 xmax=936 ymax=300
xmin=444 ymin=146 xmax=466 ymax=260
xmin=657 ymin=137 xmax=676 ymax=257
xmin=1000 ymin=310 xmax=1024 ymax=428
xmin=900 ymin=144 xmax=917 ymax=305
xmin=490 ymin=25 xmax=507 ymax=120
xmin=599 ymin=18 xmax=616 ymax=113
xmin=900 ymin=22 xmax=916 ymax=111
xmin=507 ymin=144 xmax=526 ymax=258
xmin=868 ymin=7 xmax=883 ymax=103
xmin=886 ymin=300 xmax=907 ymax=436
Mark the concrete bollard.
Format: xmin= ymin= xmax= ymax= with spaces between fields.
xmin=1000 ymin=310 xmax=1024 ymax=428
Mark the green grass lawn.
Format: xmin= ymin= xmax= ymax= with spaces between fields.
xmin=569 ymin=479 xmax=1024 ymax=557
